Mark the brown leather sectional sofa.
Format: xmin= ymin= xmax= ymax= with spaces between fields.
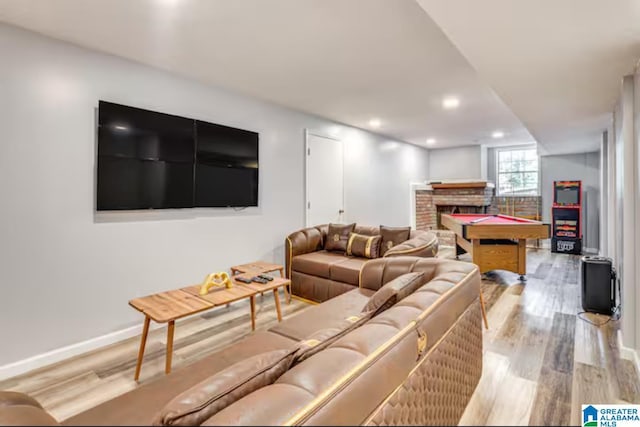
xmin=0 ymin=257 xmax=482 ymax=426
xmin=286 ymin=224 xmax=439 ymax=302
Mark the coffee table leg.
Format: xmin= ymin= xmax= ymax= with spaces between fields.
xmin=165 ymin=320 xmax=175 ymax=375
xmin=250 ymin=295 xmax=256 ymax=331
xmin=134 ymin=316 xmax=150 ymax=381
xmin=273 ymin=289 xmax=282 ymax=322
xmin=278 ymin=267 xmax=284 ymax=277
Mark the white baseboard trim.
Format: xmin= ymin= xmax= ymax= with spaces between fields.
xmin=0 ymin=322 xmax=162 ymax=382
xmin=617 ymin=330 xmax=640 ymax=374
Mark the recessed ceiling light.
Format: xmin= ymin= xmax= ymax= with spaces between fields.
xmin=492 ymin=130 xmax=505 ymax=139
xmin=426 ymin=138 xmax=436 ymax=145
xmin=369 ymin=118 xmax=381 ymax=128
xmin=442 ymin=97 xmax=460 ymax=109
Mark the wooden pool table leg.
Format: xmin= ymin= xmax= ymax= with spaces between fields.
xmin=479 ymin=291 xmax=489 ymax=329
xmin=518 ymin=239 xmax=527 ymax=281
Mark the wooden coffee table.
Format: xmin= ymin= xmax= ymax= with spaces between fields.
xmin=230 ymin=261 xmax=285 ymax=277
xmin=129 ymin=274 xmax=291 ymax=381
xmin=230 ymin=261 xmax=289 ymax=302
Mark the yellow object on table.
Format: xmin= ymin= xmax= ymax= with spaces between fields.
xmin=199 ymin=272 xmax=233 ymax=295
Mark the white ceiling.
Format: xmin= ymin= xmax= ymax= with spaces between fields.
xmin=417 ymin=0 xmax=640 ymax=154
xmin=0 ymin=0 xmax=534 ymax=150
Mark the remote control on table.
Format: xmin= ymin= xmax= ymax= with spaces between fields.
xmin=235 ymin=277 xmax=252 ymax=284
xmin=257 ymin=274 xmax=274 ymax=281
xmin=251 ymin=277 xmax=268 ymax=284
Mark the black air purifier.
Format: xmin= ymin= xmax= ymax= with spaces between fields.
xmin=580 ymin=256 xmax=615 ymax=315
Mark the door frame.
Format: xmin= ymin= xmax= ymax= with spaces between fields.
xmin=304 ymin=129 xmax=345 ymax=227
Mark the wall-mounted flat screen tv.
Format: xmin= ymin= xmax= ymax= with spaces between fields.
xmin=97 ymin=101 xmax=258 ymax=210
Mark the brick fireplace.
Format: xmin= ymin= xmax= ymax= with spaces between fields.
xmin=415 ymin=182 xmax=495 ymax=230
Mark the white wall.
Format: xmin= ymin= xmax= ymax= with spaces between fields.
xmin=0 ymin=24 xmax=429 ymax=369
xmin=599 ymin=132 xmax=608 ymax=257
xmin=610 ymin=73 xmax=638 ymax=357
xmin=540 ymin=152 xmax=601 ymax=251
xmin=427 ymin=145 xmax=481 ymax=181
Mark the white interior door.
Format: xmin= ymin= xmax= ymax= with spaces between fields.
xmin=305 ymin=132 xmax=344 ymax=226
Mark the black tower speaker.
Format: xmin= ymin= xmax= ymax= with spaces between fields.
xmin=580 ymin=256 xmax=615 ymax=315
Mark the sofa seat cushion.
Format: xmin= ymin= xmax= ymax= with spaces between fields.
xmin=269 ymin=288 xmax=374 ymax=341
xmin=63 ymin=331 xmax=297 ymax=426
xmin=293 ymin=311 xmax=373 ymax=365
xmin=291 ymin=251 xmax=348 ymax=279
xmin=152 ymin=348 xmax=297 ymax=426
xmin=329 ymin=257 xmax=367 ymax=284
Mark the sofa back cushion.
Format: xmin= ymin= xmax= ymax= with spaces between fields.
xmin=379 ymin=225 xmax=411 ymax=255
xmin=353 ymin=225 xmax=380 ymax=236
xmin=324 ymin=223 xmax=356 ymax=252
xmin=152 ymin=349 xmax=296 ymax=426
xmin=294 ymin=312 xmax=372 ymax=364
xmin=346 ymin=232 xmax=382 ymax=259
xmin=362 ymin=272 xmax=424 ymax=315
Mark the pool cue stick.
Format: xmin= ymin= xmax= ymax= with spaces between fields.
xmin=469 ymin=215 xmax=497 ymax=224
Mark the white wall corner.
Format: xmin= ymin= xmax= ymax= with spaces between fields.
xmin=617 ymin=329 xmax=640 ymax=376
xmin=480 ymin=145 xmax=488 ymax=180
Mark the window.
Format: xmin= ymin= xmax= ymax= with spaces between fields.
xmin=497 ymin=148 xmax=539 ymax=195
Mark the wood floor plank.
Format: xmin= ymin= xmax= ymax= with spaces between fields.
xmin=542 ymin=312 xmax=576 ymax=374
xmin=573 ymin=314 xmax=606 ymax=368
xmin=485 ymin=373 xmax=537 ymax=426
xmin=529 ymin=389 xmax=572 ymax=426
xmin=459 ymin=351 xmax=511 ymax=426
xmin=483 ymin=293 xmax=519 ymax=344
xmin=570 ymin=362 xmax=615 ymax=425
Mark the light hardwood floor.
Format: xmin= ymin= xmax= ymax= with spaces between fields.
xmin=1 ymin=250 xmax=638 ymax=425
xmin=459 ymin=248 xmax=640 ymax=426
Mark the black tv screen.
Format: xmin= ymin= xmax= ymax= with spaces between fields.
xmin=96 ymin=101 xmax=259 ymax=210
xmin=195 ymin=121 xmax=258 ymax=207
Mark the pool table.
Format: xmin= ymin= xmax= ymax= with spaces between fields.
xmin=440 ymin=214 xmax=550 ymax=280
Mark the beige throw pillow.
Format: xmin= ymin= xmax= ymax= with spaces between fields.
xmin=152 ymin=349 xmax=296 ymax=426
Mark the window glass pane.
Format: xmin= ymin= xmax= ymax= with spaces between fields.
xmin=523 ymin=172 xmax=538 ymax=191
xmin=498 ymin=173 xmax=512 ymax=194
xmin=511 ymin=150 xmax=525 ymax=162
xmin=496 ymin=147 xmax=539 ymax=196
xmin=498 ymin=150 xmax=511 ymax=164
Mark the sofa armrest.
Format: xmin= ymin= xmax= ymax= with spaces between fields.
xmin=0 ymin=392 xmax=59 ymax=426
xmin=285 ymin=226 xmax=325 ymax=278
xmin=384 ymin=231 xmax=438 ymax=258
